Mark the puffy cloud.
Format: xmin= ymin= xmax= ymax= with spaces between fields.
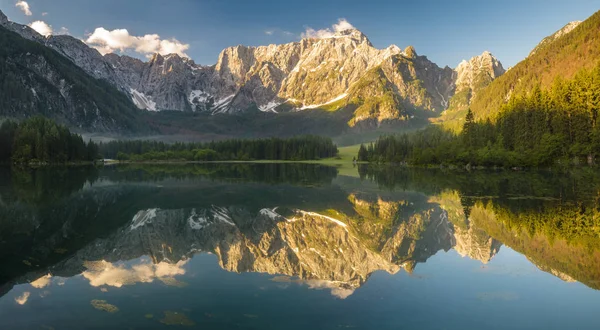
xmin=15 ymin=1 xmax=32 ymax=16
xmin=81 ymin=259 xmax=188 ymax=288
xmin=305 ymin=279 xmax=355 ymax=299
xmin=57 ymin=27 xmax=70 ymax=35
xmin=41 ymin=12 xmax=48 ymax=16
xmin=29 ymin=20 xmax=53 ymax=36
xmin=271 ymin=276 xmax=355 ymax=299
xmin=301 ymin=18 xmax=355 ymax=39
xmin=30 ymin=274 xmax=52 ymax=288
xmin=85 ymin=27 xmax=190 ymax=57
xmin=15 ymin=292 xmax=30 ymax=305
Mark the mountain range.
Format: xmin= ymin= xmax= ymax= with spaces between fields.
xmin=0 ymin=8 xmax=596 ymax=139
xmin=0 ymin=8 xmax=503 ymax=134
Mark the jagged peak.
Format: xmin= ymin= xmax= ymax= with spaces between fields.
xmin=529 ymin=20 xmax=583 ymax=57
xmin=334 ymin=28 xmax=367 ymax=39
xmin=386 ymin=44 xmax=401 ymax=53
xmin=301 ymin=27 xmax=372 ymax=46
xmin=149 ymin=52 xmax=164 ymax=63
xmin=0 ymin=9 xmax=8 ymax=24
xmin=456 ymin=51 xmax=502 ymax=70
xmin=146 ymin=52 xmax=194 ymax=65
xmin=164 ymin=53 xmax=183 ymax=61
xmin=404 ymin=46 xmax=417 ymax=58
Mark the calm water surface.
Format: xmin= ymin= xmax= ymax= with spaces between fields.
xmin=0 ymin=164 xmax=599 ymax=329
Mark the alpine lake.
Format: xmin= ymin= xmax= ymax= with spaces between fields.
xmin=1 ymin=163 xmax=599 ymax=329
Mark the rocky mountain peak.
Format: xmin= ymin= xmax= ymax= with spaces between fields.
xmin=455 ymin=51 xmax=504 ymax=85
xmin=529 ymin=20 xmax=582 ymax=56
xmin=456 ymin=51 xmax=504 ymax=76
xmin=332 ymin=28 xmax=372 ymax=45
xmin=0 ymin=9 xmax=8 ymax=24
xmin=149 ymin=52 xmax=164 ymax=64
xmin=148 ymin=52 xmax=187 ymax=68
xmin=448 ymin=51 xmax=506 ymax=110
xmin=404 ymin=46 xmax=417 ymax=58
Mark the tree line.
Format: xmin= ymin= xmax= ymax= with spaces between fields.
xmin=0 ymin=116 xmax=338 ymax=164
xmin=99 ymin=135 xmax=338 ymax=162
xmin=0 ymin=116 xmax=99 ymax=164
xmin=359 ymin=62 xmax=600 ymax=167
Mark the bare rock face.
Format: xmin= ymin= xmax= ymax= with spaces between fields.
xmin=449 ymin=51 xmax=505 ymax=110
xmin=45 ymin=35 xmax=122 ymax=87
xmin=279 ymin=29 xmax=400 ymax=107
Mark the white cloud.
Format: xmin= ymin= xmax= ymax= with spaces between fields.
xmin=305 ymin=279 xmax=355 ymax=299
xmin=29 ymin=20 xmax=53 ymax=37
xmin=264 ymin=28 xmax=295 ymax=38
xmin=301 ymin=18 xmax=355 ymax=39
xmin=57 ymin=27 xmax=70 ymax=35
xmin=41 ymin=12 xmax=48 ymax=16
xmin=15 ymin=292 xmax=30 ymax=305
xmin=30 ymin=274 xmax=52 ymax=288
xmin=15 ymin=1 xmax=32 ymax=16
xmin=85 ymin=27 xmax=190 ymax=57
xmin=82 ymin=259 xmax=188 ymax=288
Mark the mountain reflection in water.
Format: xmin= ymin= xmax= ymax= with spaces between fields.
xmin=0 ymin=164 xmax=599 ymax=329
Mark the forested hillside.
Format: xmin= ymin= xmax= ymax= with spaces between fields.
xmin=359 ymin=62 xmax=600 ymax=167
xmin=467 ymin=10 xmax=600 ymax=120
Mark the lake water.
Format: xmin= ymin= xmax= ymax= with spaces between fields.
xmin=1 ymin=164 xmax=599 ymax=329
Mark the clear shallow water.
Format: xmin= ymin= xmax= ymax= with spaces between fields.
xmin=0 ymin=164 xmax=599 ymax=329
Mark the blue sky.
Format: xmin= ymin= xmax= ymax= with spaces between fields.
xmin=1 ymin=0 xmax=598 ymax=68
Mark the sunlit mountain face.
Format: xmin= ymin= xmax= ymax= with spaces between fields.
xmin=0 ymin=164 xmax=599 ymax=329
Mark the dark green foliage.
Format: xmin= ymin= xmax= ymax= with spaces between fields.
xmin=462 ymin=108 xmax=475 ymax=148
xmin=0 ymin=116 xmax=99 ymax=164
xmin=99 ymin=135 xmax=338 ymax=161
xmin=362 ymin=63 xmax=600 ymax=167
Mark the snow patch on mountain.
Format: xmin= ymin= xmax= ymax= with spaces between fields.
xmin=211 ymin=94 xmax=235 ymax=114
xmin=297 ymin=93 xmax=347 ymax=110
xmin=212 ymin=206 xmax=236 ymax=226
xmin=130 ymin=89 xmax=157 ymax=111
xmin=260 ymin=208 xmax=283 ymax=220
xmin=189 ymin=90 xmax=210 ymax=104
xmin=188 ymin=209 xmax=209 ymax=230
xmin=258 ymin=101 xmax=282 ymax=113
xmin=131 ymin=209 xmax=158 ymax=230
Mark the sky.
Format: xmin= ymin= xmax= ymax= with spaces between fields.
xmin=1 ymin=0 xmax=598 ymax=68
